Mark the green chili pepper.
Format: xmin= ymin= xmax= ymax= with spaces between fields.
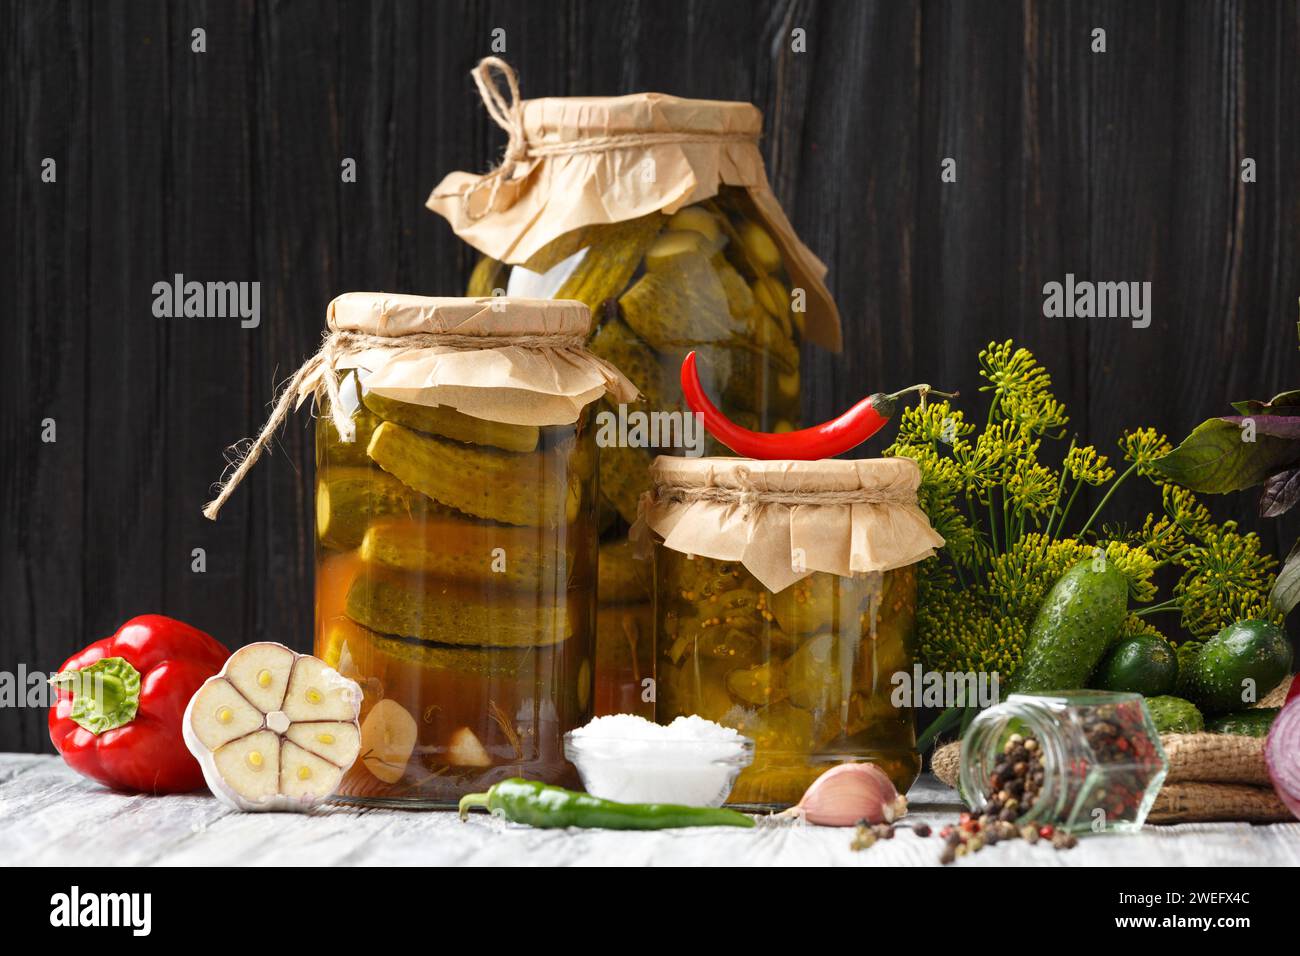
xmin=457 ymin=778 xmax=755 ymax=830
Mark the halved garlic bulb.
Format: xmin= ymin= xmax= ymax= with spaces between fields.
xmin=183 ymin=642 xmax=362 ymax=811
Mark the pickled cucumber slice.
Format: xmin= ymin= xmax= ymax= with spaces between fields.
xmin=360 ymin=516 xmax=564 ymax=587
xmin=769 ymin=575 xmax=866 ymax=638
xmin=362 ymin=391 xmax=539 ymax=453
xmin=553 ymin=213 xmax=664 ymax=313
xmin=346 ymin=572 xmax=571 ymax=647
xmin=667 ymin=206 xmax=723 ymax=244
xmin=317 ymin=466 xmax=432 ymax=551
xmin=367 ymin=421 xmax=578 ymax=527
xmin=618 ymin=249 xmax=740 ymax=349
xmin=467 ymin=255 xmax=507 ymax=297
xmin=714 ymin=255 xmax=763 ymax=324
xmin=645 ymin=230 xmax=711 ymax=271
xmin=737 ymin=219 xmax=782 ymax=273
xmin=598 ymin=538 xmax=651 ymax=604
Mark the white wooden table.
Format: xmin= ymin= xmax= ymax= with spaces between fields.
xmin=3 ymin=754 xmax=1298 ymax=866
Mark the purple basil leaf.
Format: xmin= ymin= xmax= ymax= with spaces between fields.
xmin=1261 ymin=468 xmax=1300 ymax=517
xmin=1220 ymin=415 xmax=1300 ymax=440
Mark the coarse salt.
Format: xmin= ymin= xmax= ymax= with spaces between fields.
xmin=566 ymin=714 xmax=753 ymax=807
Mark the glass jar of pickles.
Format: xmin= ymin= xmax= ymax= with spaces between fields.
xmin=429 ymin=59 xmax=845 ymax=719
xmin=636 ymin=456 xmax=944 ymax=808
xmin=207 ymin=292 xmax=636 ymax=808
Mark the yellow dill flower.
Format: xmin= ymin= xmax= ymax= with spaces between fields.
xmin=1163 ymin=485 xmax=1214 ymax=538
xmin=1006 ymin=457 xmax=1059 ymax=514
xmin=893 ymin=400 xmax=974 ymax=447
xmin=978 ymin=340 xmax=1068 ymax=436
xmin=1117 ymin=614 xmax=1170 ymax=643
xmin=1119 ymin=427 xmax=1173 ymax=474
xmin=1064 ymin=444 xmax=1116 ymax=486
xmin=1175 ymin=523 xmax=1279 ymax=636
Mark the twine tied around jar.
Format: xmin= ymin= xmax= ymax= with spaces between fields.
xmin=201 ymin=325 xmax=587 ymax=521
xmin=647 ymin=472 xmax=920 ymax=518
xmin=440 ymin=57 xmax=761 ymax=221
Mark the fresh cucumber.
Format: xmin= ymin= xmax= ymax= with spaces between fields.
xmin=1145 ymin=695 xmax=1204 ymax=734
xmin=1091 ymin=634 xmax=1178 ymax=696
xmin=1205 ymin=708 xmax=1279 ymax=737
xmin=1010 ymin=558 xmax=1128 ymax=694
xmin=1183 ymin=619 xmax=1292 ymax=716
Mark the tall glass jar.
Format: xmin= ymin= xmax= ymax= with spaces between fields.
xmin=428 ymin=64 xmax=845 ymax=720
xmin=310 ymin=293 xmax=635 ymax=807
xmin=637 ymin=455 xmax=943 ymax=809
xmin=959 ymin=691 xmax=1168 ymax=833
xmin=472 ymin=193 xmax=808 ymax=720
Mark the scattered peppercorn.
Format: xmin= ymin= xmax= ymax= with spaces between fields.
xmin=912 ymin=822 xmax=932 ymax=838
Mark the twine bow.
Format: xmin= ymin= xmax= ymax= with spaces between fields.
xmin=201 ymin=326 xmax=587 ymax=521
xmin=447 ymin=56 xmax=761 ymax=221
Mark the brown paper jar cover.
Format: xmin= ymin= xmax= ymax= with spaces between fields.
xmin=428 ymin=88 xmax=843 ymax=352
xmin=635 ymin=455 xmax=945 ymax=593
xmin=304 ymin=292 xmax=639 ymax=427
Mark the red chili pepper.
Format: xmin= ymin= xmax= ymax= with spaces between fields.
xmin=680 ymin=351 xmax=956 ymax=460
xmin=48 ymin=615 xmax=230 ymax=794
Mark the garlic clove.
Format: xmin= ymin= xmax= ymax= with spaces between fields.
xmin=360 ymin=699 xmax=419 ymax=783
xmin=283 ymin=655 xmax=362 ymax=722
xmin=285 ymin=720 xmax=361 ymax=768
xmin=212 ymin=731 xmax=282 ymax=806
xmin=224 ymin=642 xmax=295 ymax=712
xmin=784 ymin=762 xmax=908 ymax=827
xmin=188 ymin=678 xmax=263 ymax=750
xmin=447 ymin=726 xmax=492 ymax=767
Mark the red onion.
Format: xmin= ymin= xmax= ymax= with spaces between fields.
xmin=1266 ymin=697 xmax=1300 ymax=819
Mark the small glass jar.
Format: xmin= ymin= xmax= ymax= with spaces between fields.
xmin=655 ymin=551 xmax=921 ymax=808
xmin=960 ymin=691 xmax=1168 ymax=833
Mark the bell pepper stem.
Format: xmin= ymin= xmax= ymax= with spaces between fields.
xmin=458 ymin=791 xmax=491 ymax=821
xmin=49 ymin=657 xmax=142 ymax=735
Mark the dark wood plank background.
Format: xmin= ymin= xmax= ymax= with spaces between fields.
xmin=3 ymin=0 xmax=1298 ymax=753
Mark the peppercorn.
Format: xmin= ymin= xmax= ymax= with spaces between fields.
xmin=912 ymin=823 xmax=932 ymax=838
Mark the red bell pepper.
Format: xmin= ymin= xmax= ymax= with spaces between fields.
xmin=48 ymin=614 xmax=230 ymax=794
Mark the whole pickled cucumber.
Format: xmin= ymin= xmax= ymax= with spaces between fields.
xmin=360 ymin=516 xmax=565 ymax=586
xmin=598 ymin=440 xmax=654 ymax=525
xmin=317 ymin=467 xmax=434 ymax=551
xmin=588 ymin=318 xmax=675 ymax=412
xmin=598 ymin=538 xmax=651 ymax=604
xmin=618 ymin=249 xmax=740 ymax=349
xmin=554 ymin=213 xmax=664 ymax=313
xmin=319 ymin=405 xmax=382 ymax=468
xmin=362 ymin=391 xmax=539 ymax=453
xmin=368 ymin=421 xmax=579 ymax=527
xmin=346 ymin=572 xmax=572 ymax=647
xmin=369 ymin=630 xmax=541 ymax=679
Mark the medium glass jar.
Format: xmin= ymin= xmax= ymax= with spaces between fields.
xmin=959 ymin=691 xmax=1168 ymax=833
xmin=307 ymin=293 xmax=634 ymax=807
xmin=655 ymin=552 xmax=920 ymax=808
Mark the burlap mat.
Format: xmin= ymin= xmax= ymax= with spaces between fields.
xmin=929 ymin=724 xmax=1288 ymax=824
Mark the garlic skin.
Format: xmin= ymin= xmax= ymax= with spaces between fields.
xmin=782 ymin=763 xmax=908 ymax=827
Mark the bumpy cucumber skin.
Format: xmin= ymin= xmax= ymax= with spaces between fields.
xmin=1205 ymin=708 xmax=1279 ymax=737
xmin=1011 ymin=559 xmax=1129 ymax=694
xmin=1145 ymin=695 xmax=1205 ymax=734
xmin=1091 ymin=634 xmax=1179 ymax=696
xmin=1184 ymin=620 xmax=1293 ymax=716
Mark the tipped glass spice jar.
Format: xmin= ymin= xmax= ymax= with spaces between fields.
xmin=428 ymin=58 xmax=845 ymax=721
xmin=959 ymin=691 xmax=1169 ymax=833
xmin=636 ymin=456 xmax=944 ymax=809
